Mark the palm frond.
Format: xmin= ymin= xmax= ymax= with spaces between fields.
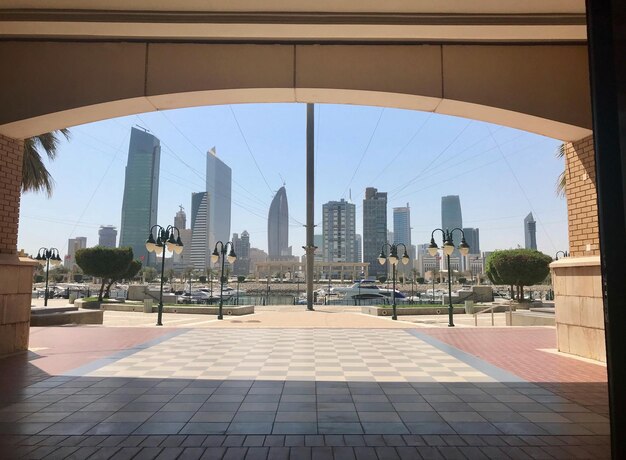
xmin=21 ymin=138 xmax=54 ymax=196
xmin=556 ymin=144 xmax=567 ymax=197
xmin=21 ymin=129 xmax=70 ymax=196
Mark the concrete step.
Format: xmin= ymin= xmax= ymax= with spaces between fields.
xmin=31 ymin=306 xmax=78 ymax=315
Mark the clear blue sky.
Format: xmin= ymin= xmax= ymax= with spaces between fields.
xmin=18 ymin=103 xmax=567 ymax=259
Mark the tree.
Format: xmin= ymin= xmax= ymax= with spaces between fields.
xmin=75 ymin=247 xmax=134 ymax=301
xmin=50 ymin=265 xmax=70 ymax=283
xmin=165 ymin=268 xmax=176 ymax=284
xmin=237 ymin=275 xmax=246 ymax=283
xmin=142 ymin=267 xmax=158 ymax=283
xmin=104 ymin=259 xmax=142 ymax=299
xmin=22 ymin=129 xmax=71 ymax=196
xmin=183 ymin=267 xmax=194 ymax=281
xmin=485 ymin=249 xmax=552 ymax=300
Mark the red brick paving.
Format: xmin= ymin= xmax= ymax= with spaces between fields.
xmin=419 ymin=327 xmax=607 ymax=383
xmin=27 ymin=326 xmax=179 ymax=375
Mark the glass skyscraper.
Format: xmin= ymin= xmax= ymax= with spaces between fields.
xmin=441 ymin=195 xmax=463 ymax=247
xmin=190 ymin=192 xmax=209 ymax=270
xmin=393 ymin=204 xmax=412 ymax=248
xmin=524 ymin=212 xmax=537 ymax=250
xmin=355 ymin=234 xmax=362 ymax=263
xmin=363 ymin=187 xmax=387 ymax=277
xmin=322 ymin=199 xmax=356 ymax=262
xmin=268 ymin=186 xmax=290 ymax=259
xmin=462 ymin=227 xmax=480 ymax=254
xmin=206 ymin=148 xmax=232 ymax=263
xmin=119 ymin=127 xmax=160 ymax=266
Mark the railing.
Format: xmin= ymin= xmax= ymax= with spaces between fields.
xmin=473 ymin=301 xmax=513 ymax=326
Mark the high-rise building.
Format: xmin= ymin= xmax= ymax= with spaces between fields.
xmin=171 ymin=206 xmax=191 ymax=270
xmin=441 ymin=195 xmax=463 ymax=263
xmin=393 ymin=204 xmax=412 ymax=248
xmin=65 ymin=237 xmax=87 ymax=269
xmin=233 ymin=230 xmax=251 ymax=275
xmin=442 ymin=195 xmax=463 ymax=235
xmin=322 ymin=199 xmax=356 ymax=262
xmin=268 ymin=186 xmax=290 ymax=259
xmin=462 ymin=228 xmax=480 ymax=254
xmin=98 ymin=226 xmax=117 ymax=248
xmin=363 ymin=187 xmax=387 ymax=277
xmin=524 ymin=212 xmax=537 ymax=250
xmin=190 ymin=192 xmax=209 ymax=270
xmin=355 ymin=234 xmax=362 ymax=263
xmin=172 ymin=228 xmax=192 ymax=270
xmin=174 ymin=205 xmax=186 ymax=230
xmin=119 ymin=127 xmax=160 ymax=266
xmin=314 ymin=234 xmax=324 ymax=262
xmin=206 ymin=148 xmax=232 ymax=263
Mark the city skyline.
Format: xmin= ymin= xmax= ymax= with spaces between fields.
xmin=17 ymin=103 xmax=568 ymax=260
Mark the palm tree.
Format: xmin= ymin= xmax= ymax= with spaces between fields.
xmin=21 ymin=129 xmax=70 ymax=196
xmin=556 ymin=144 xmax=566 ymax=197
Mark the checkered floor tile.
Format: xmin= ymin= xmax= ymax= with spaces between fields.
xmin=86 ymin=329 xmax=496 ymax=383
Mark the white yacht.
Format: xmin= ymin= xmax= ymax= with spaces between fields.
xmin=332 ymin=280 xmax=408 ymax=301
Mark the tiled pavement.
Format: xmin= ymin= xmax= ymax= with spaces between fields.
xmin=0 ymin=319 xmax=611 ymax=459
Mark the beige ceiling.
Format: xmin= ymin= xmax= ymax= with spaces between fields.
xmin=0 ymin=0 xmax=587 ymax=42
xmin=0 ymin=1 xmax=586 ymax=14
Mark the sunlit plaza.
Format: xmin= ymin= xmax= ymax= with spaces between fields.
xmin=0 ymin=304 xmax=608 ymax=459
xmin=2 ymin=1 xmax=626 ymax=459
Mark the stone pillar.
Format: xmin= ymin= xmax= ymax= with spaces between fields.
xmin=552 ymin=134 xmax=604 ymax=361
xmin=0 ymin=134 xmax=36 ymax=355
xmin=551 ymin=257 xmax=605 ymax=361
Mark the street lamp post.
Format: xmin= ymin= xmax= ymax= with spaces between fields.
xmin=296 ymin=274 xmax=300 ymax=298
xmin=378 ymin=243 xmax=410 ymax=320
xmin=211 ymin=241 xmax=237 ymax=320
xmin=428 ymin=228 xmax=470 ymax=327
xmin=145 ymin=225 xmax=184 ymax=326
xmin=327 ymin=272 xmax=331 ymax=302
xmin=432 ymin=269 xmax=436 ymax=305
xmin=34 ymin=248 xmax=62 ymax=306
xmin=236 ymin=277 xmax=240 ymax=305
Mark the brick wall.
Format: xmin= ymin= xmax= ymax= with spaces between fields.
xmin=564 ymin=135 xmax=600 ymax=257
xmin=0 ymin=133 xmax=34 ymax=354
xmin=0 ymin=134 xmax=24 ymax=255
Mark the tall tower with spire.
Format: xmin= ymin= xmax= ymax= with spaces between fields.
xmin=268 ymin=186 xmax=290 ymax=259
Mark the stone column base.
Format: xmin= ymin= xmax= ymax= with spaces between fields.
xmin=0 ymin=254 xmax=37 ymax=355
xmin=551 ymin=256 xmax=605 ymax=362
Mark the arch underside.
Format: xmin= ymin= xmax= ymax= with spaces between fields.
xmin=0 ymin=42 xmax=592 ymax=141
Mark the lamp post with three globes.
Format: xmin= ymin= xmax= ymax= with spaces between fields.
xmin=428 ymin=228 xmax=470 ymax=327
xmin=378 ymin=243 xmax=410 ymax=320
xmin=35 ymin=247 xmax=62 ymax=307
xmin=145 ymin=225 xmax=184 ymax=326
